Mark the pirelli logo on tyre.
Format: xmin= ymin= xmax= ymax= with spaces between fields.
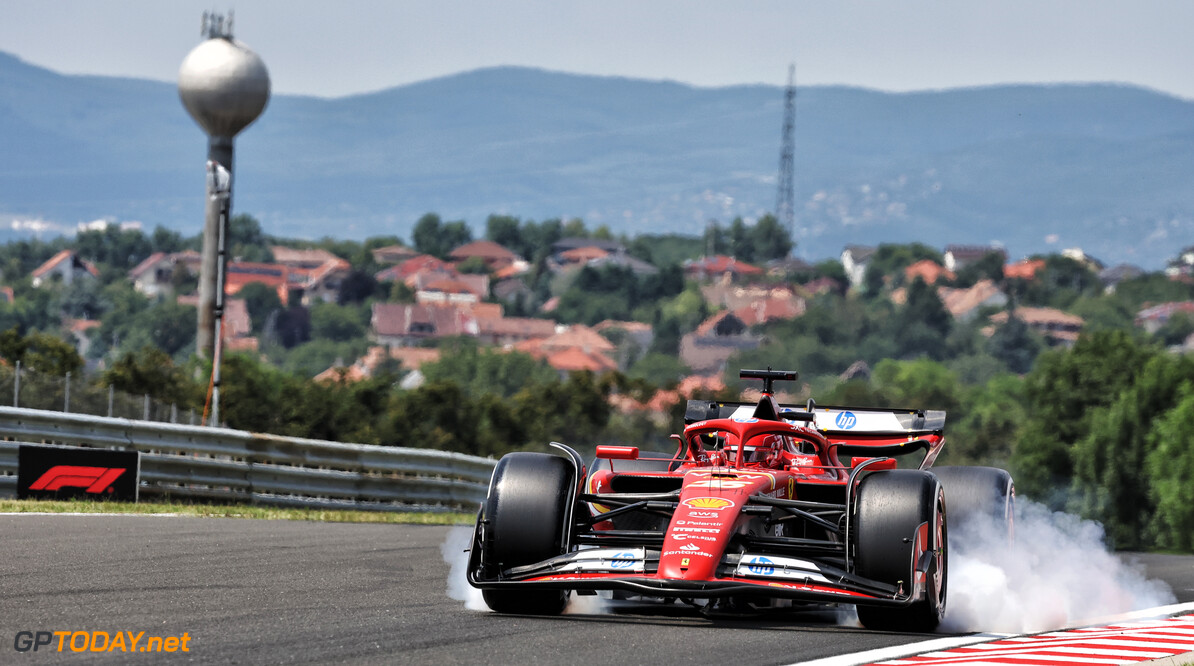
xmin=17 ymin=445 xmax=140 ymax=502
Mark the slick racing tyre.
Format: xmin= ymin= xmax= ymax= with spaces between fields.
xmin=931 ymin=466 xmax=1015 ymax=546
xmin=481 ymin=452 xmax=573 ymax=615
xmin=854 ymin=470 xmax=947 ymax=633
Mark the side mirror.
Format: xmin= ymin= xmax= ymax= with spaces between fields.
xmin=596 ymin=445 xmax=639 ymax=461
xmin=849 ymin=456 xmax=896 ymax=471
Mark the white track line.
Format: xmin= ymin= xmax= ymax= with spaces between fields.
xmin=786 ymin=602 xmax=1194 ymax=666
xmin=0 ymin=512 xmax=184 ymax=517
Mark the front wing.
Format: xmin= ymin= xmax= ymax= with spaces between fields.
xmin=467 ymin=529 xmax=928 ymax=608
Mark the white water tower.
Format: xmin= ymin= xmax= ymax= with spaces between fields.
xmin=178 ymin=11 xmax=269 ymax=423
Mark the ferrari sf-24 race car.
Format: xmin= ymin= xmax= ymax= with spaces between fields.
xmin=467 ymin=369 xmax=1014 ymax=631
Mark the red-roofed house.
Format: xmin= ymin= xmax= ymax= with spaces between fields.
xmin=732 ymin=297 xmax=805 ymax=327
xmin=374 ymin=255 xmax=452 ymax=283
xmin=681 ymin=311 xmax=760 ymax=375
xmin=128 ymin=251 xmax=202 ymax=298
xmin=684 ymin=255 xmax=764 ymax=282
xmin=989 ymin=307 xmax=1084 ymax=345
xmin=224 ymin=262 xmax=295 ymax=305
xmin=937 ymin=279 xmax=1008 ymax=321
xmin=904 ymin=260 xmax=955 ymax=285
xmin=270 ymin=246 xmax=343 ymax=270
xmin=302 ymin=258 xmax=352 ymax=305
xmin=32 ymin=250 xmax=99 ymax=288
xmin=370 ymin=303 xmax=478 ymax=347
xmin=371 ymin=244 xmax=418 ymax=265
xmin=449 ymin=240 xmax=520 ymax=269
xmin=1135 ymin=301 xmax=1194 ymax=334
xmin=315 ymin=345 xmax=442 ymax=383
xmin=475 ymin=316 xmax=557 ymax=346
xmin=1005 ymin=259 xmax=1047 ymax=280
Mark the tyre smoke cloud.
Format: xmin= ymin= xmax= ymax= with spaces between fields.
xmin=442 ymin=525 xmax=490 ymax=612
xmin=942 ymin=499 xmax=1175 ymax=633
xmin=442 ymin=525 xmax=610 ymax=614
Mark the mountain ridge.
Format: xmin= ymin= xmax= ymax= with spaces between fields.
xmin=2 ymin=51 xmax=1192 ymax=267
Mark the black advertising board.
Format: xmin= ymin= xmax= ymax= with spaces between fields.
xmin=17 ymin=445 xmax=140 ymax=501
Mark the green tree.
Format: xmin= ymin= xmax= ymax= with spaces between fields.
xmin=101 ymin=346 xmax=201 ymax=409
xmin=1071 ymin=353 xmax=1194 ymax=548
xmin=987 ymin=311 xmax=1046 ymax=374
xmin=1146 ymin=388 xmax=1194 ymax=551
xmin=627 ymin=353 xmax=689 ymax=386
xmin=1012 ymin=331 xmax=1159 ymax=505
xmin=412 ymin=213 xmax=472 ymax=259
xmin=227 ymin=214 xmax=272 ymax=262
xmin=751 ymin=213 xmax=793 ymax=261
xmin=237 ymin=282 xmax=283 ymax=335
xmin=309 ymin=302 xmax=367 ymax=342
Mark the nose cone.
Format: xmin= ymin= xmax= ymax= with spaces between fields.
xmin=178 ymin=37 xmax=270 ymax=138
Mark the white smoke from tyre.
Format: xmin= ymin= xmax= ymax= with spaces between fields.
xmin=942 ymin=499 xmax=1175 ymax=633
xmin=441 ymin=525 xmax=609 ymax=614
xmin=442 ymin=525 xmax=491 ymax=611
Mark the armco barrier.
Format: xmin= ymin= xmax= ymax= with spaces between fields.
xmin=0 ymin=407 xmax=496 ymax=510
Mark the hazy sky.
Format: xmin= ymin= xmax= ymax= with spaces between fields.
xmin=2 ymin=0 xmax=1192 ymax=99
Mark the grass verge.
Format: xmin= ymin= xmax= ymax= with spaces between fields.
xmin=0 ymin=498 xmax=473 ymax=524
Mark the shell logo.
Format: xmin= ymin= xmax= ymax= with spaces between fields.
xmin=683 ymin=497 xmax=736 ymax=510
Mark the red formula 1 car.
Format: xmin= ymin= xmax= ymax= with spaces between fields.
xmin=467 ymin=369 xmax=1014 ymax=632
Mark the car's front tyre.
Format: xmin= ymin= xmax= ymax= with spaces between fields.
xmin=480 ymin=452 xmax=573 ymax=614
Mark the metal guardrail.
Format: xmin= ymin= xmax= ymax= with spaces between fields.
xmin=0 ymin=407 xmax=496 ymax=511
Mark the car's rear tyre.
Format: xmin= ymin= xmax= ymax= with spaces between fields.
xmin=931 ymin=466 xmax=1014 ymax=547
xmin=481 ymin=452 xmax=573 ymax=615
xmin=854 ymin=470 xmax=947 ymax=632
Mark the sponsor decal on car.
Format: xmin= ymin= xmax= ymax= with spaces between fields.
xmin=745 ymin=556 xmax=774 ymax=575
xmin=609 ymin=552 xmax=636 ymax=569
xmin=664 ymin=549 xmax=715 ymax=558
xmin=687 ymin=510 xmax=721 ymax=518
xmin=672 ymin=534 xmax=717 ymax=542
xmin=682 ymin=497 xmax=736 ymax=510
xmin=688 ymin=479 xmax=751 ymax=488
xmin=835 ymin=411 xmax=857 ymax=429
xmin=679 ymin=543 xmax=701 ymax=551
xmin=674 ymin=519 xmax=720 ymax=527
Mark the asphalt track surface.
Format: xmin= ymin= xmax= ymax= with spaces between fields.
xmin=1 ymin=516 xmax=1192 ymax=665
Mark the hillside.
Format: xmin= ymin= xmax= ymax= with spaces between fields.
xmin=2 ymin=51 xmax=1193 ymax=266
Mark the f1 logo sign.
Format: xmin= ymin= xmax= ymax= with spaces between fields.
xmin=18 ymin=445 xmax=140 ymax=501
xmin=29 ymin=466 xmax=126 ymax=494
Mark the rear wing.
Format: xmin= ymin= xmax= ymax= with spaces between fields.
xmin=684 ymin=400 xmax=945 ymax=437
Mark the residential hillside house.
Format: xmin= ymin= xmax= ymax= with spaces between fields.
xmin=680 ymin=310 xmax=761 ymax=375
xmin=683 ymin=255 xmax=764 ymax=283
xmin=840 ymin=246 xmax=876 ymax=288
xmin=315 ymin=345 xmax=441 ymax=383
xmin=370 ymin=244 xmax=418 ymax=265
xmin=1004 ymin=258 xmax=1046 ymax=280
xmin=1099 ymin=264 xmax=1144 ymax=294
xmin=989 ymin=307 xmax=1085 ymax=345
xmin=128 ymin=250 xmax=201 ymax=298
xmin=904 ymin=260 xmax=955 ymax=285
xmin=1135 ymin=302 xmax=1194 ymax=334
xmin=937 ymin=279 xmax=1008 ymax=321
xmin=551 ymin=238 xmax=626 ymax=256
xmin=270 ymin=246 xmax=342 ymax=270
xmin=944 ymin=245 xmax=1006 ymax=273
xmin=474 ymin=316 xmax=557 ymax=346
xmin=31 ymin=250 xmax=99 ymax=288
xmin=1165 ymin=246 xmax=1194 ymax=277
xmin=514 ymin=323 xmax=620 ymax=377
xmin=448 ymin=240 xmax=521 ymax=271
xmin=369 ymin=302 xmax=479 ymax=347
